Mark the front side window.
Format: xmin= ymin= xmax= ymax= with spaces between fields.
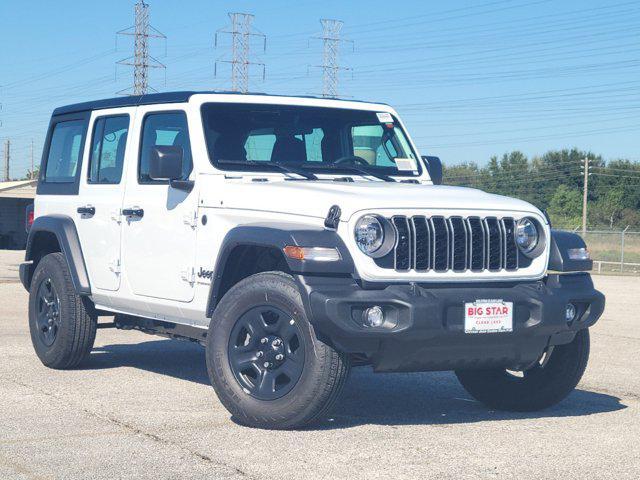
xmin=139 ymin=112 xmax=192 ymax=183
xmin=88 ymin=115 xmax=129 ymax=184
xmin=43 ymin=120 xmax=86 ymax=183
xmin=201 ymin=103 xmax=419 ymax=176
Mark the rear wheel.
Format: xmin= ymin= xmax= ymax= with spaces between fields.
xmin=28 ymin=252 xmax=97 ymax=369
xmin=455 ymin=329 xmax=590 ymax=411
xmin=206 ymin=272 xmax=350 ymax=429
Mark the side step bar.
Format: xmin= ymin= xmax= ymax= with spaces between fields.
xmin=114 ymin=314 xmax=207 ymax=345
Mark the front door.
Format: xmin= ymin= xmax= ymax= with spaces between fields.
xmin=120 ymin=110 xmax=198 ymax=303
xmin=76 ymin=111 xmax=133 ymax=291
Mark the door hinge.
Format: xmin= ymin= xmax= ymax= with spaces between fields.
xmin=109 ymin=259 xmax=121 ymax=274
xmin=111 ymin=209 xmax=122 ymax=223
xmin=183 ymin=211 xmax=198 ymax=229
xmin=180 ymin=267 xmax=195 ymax=284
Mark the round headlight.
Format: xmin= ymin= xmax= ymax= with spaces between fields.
xmin=355 ymin=215 xmax=385 ymax=255
xmin=515 ymin=218 xmax=539 ymax=253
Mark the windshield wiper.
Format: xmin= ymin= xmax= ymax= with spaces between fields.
xmin=217 ymin=159 xmax=318 ymax=180
xmin=319 ymin=163 xmax=396 ymax=182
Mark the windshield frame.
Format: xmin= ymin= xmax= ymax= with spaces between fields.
xmin=199 ymin=102 xmax=423 ymax=178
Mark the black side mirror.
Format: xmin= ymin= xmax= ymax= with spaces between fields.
xmin=149 ymin=146 xmax=183 ymax=181
xmin=148 ymin=146 xmax=193 ymax=192
xmin=422 ymin=155 xmax=443 ymax=185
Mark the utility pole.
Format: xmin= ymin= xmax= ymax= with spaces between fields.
xmin=215 ymin=13 xmax=266 ymax=93
xmin=582 ymin=157 xmax=589 ymax=236
xmin=3 ymin=140 xmax=10 ymax=182
xmin=311 ymin=19 xmax=353 ymax=98
xmin=30 ymin=139 xmax=34 ymax=179
xmin=117 ymin=0 xmax=166 ymax=95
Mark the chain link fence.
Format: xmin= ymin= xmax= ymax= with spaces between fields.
xmin=559 ymin=229 xmax=640 ymax=275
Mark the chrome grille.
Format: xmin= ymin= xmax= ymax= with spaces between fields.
xmin=388 ymin=215 xmax=519 ymax=272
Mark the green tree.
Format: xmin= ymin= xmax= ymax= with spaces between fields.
xmin=547 ymin=185 xmax=582 ymax=228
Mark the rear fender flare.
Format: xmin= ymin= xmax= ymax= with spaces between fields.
xmin=23 ymin=215 xmax=91 ymax=295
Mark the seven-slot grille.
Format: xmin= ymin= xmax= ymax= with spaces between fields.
xmin=387 ymin=216 xmax=519 ymax=272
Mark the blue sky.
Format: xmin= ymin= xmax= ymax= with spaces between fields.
xmin=1 ymin=0 xmax=639 ymax=179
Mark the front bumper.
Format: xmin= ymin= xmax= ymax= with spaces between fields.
xmin=298 ymin=273 xmax=604 ymax=372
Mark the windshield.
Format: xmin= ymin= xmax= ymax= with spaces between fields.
xmin=201 ymin=103 xmax=421 ymax=177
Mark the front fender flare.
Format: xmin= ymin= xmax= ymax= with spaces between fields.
xmin=548 ymin=230 xmax=593 ymax=272
xmin=205 ymin=223 xmax=355 ymax=316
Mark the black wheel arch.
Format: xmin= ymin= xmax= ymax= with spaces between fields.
xmin=21 ymin=215 xmax=91 ymax=295
xmin=548 ymin=229 xmax=593 ymax=272
xmin=205 ymin=223 xmax=355 ymax=317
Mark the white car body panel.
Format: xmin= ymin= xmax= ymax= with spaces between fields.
xmin=35 ymin=93 xmax=550 ymax=328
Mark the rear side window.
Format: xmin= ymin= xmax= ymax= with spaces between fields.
xmin=139 ymin=112 xmax=192 ymax=183
xmin=43 ymin=120 xmax=86 ymax=183
xmin=88 ymin=115 xmax=130 ymax=184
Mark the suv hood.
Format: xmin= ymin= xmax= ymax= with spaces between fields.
xmin=213 ymin=179 xmax=543 ymax=221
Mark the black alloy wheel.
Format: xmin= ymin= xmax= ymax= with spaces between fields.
xmin=455 ymin=328 xmax=590 ymax=411
xmin=207 ymin=271 xmax=350 ymax=429
xmin=35 ymin=278 xmax=61 ymax=347
xmin=28 ymin=252 xmax=97 ymax=369
xmin=228 ymin=305 xmax=305 ymax=400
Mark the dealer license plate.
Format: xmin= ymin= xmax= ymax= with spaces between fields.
xmin=464 ymin=299 xmax=513 ymax=334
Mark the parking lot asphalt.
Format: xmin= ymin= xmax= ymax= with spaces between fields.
xmin=1 ymin=250 xmax=639 ymax=479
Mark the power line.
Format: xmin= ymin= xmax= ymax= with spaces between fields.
xmin=591 ymin=166 xmax=640 ymax=174
xmin=116 ymin=0 xmax=166 ymax=95
xmin=215 ymin=13 xmax=266 ymax=93
xmin=345 ymin=0 xmax=553 ymax=35
xmin=396 ymin=81 xmax=640 ymax=109
xmin=445 ymin=165 xmax=583 ymax=183
xmin=349 ymin=2 xmax=640 ymax=46
xmin=423 ymin=123 xmax=640 ymax=149
xmin=590 ymin=172 xmax=640 ymax=179
xmin=351 ymin=8 xmax=640 ymax=52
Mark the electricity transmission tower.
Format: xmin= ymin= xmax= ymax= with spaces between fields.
xmin=311 ymin=19 xmax=353 ymax=98
xmin=215 ymin=13 xmax=266 ymax=93
xmin=117 ymin=0 xmax=166 ymax=96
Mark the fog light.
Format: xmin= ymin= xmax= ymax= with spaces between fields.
xmin=363 ymin=306 xmax=385 ymax=327
xmin=565 ymin=303 xmax=577 ymax=323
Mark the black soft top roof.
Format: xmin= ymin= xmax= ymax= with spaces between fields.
xmin=52 ymin=91 xmax=388 ymax=116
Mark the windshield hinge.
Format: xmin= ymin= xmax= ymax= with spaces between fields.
xmin=324 ymin=205 xmax=342 ymax=230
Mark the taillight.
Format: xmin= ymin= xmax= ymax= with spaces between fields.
xmin=26 ymin=204 xmax=34 ymax=232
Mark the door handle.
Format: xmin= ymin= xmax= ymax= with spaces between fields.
xmin=77 ymin=206 xmax=96 ymax=216
xmin=122 ymin=207 xmax=144 ymax=219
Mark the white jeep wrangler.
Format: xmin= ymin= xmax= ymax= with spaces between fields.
xmin=21 ymin=92 xmax=604 ymax=429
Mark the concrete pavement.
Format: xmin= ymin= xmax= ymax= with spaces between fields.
xmin=1 ymin=251 xmax=638 ymax=479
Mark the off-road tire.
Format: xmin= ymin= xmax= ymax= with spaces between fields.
xmin=28 ymin=252 xmax=97 ymax=369
xmin=455 ymin=329 xmax=590 ymax=411
xmin=206 ymin=271 xmax=350 ymax=429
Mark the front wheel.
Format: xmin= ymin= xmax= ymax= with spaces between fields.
xmin=206 ymin=272 xmax=350 ymax=429
xmin=455 ymin=329 xmax=590 ymax=411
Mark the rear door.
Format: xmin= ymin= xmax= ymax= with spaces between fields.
xmin=75 ymin=109 xmax=134 ymax=291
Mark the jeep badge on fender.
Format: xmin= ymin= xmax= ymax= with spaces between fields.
xmin=20 ymin=92 xmax=604 ymax=429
